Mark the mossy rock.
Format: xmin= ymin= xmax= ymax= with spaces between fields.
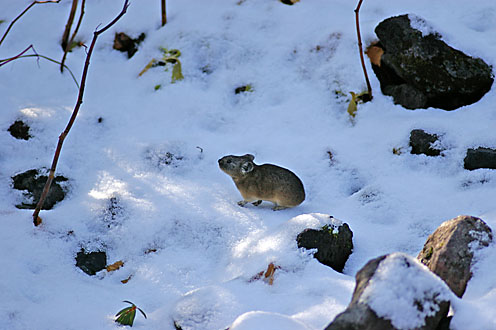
xmin=12 ymin=169 xmax=68 ymax=210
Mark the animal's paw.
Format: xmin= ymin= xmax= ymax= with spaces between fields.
xmin=237 ymin=201 xmax=248 ymax=207
xmin=252 ymin=200 xmax=262 ymax=206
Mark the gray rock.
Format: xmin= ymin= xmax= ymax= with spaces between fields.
xmin=464 ymin=147 xmax=496 ymax=170
xmin=11 ymin=169 xmax=68 ymax=210
xmin=409 ymin=129 xmax=442 ymax=156
xmin=297 ymin=218 xmax=353 ymax=273
xmin=418 ymin=215 xmax=493 ymax=297
xmin=373 ymin=15 xmax=494 ymax=110
xmin=326 ymin=253 xmax=451 ymax=330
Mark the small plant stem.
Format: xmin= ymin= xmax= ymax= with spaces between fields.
xmin=354 ymin=0 xmax=372 ymax=99
xmin=61 ymin=0 xmax=78 ymax=52
xmin=161 ymin=0 xmax=167 ymax=26
xmin=32 ymin=0 xmax=130 ymax=226
xmin=60 ymin=0 xmax=78 ymax=72
xmin=0 ymin=0 xmax=60 ymax=47
xmin=61 ymin=0 xmax=86 ymax=72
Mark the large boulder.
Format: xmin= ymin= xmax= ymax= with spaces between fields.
xmin=417 ymin=215 xmax=493 ymax=297
xmin=296 ymin=217 xmax=353 ymax=272
xmin=326 ymin=253 xmax=452 ymax=330
xmin=373 ymin=14 xmax=494 ymax=110
xmin=464 ymin=147 xmax=496 ymax=170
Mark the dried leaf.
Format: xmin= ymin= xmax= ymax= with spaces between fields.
xmin=347 ymin=92 xmax=358 ymax=118
xmin=171 ymin=62 xmax=184 ymax=83
xmin=263 ymin=262 xmax=279 ymax=285
xmin=138 ymin=59 xmax=157 ymax=77
xmin=121 ymin=275 xmax=133 ymax=284
xmin=106 ymin=260 xmax=124 ymax=272
xmin=366 ymin=45 xmax=384 ymax=67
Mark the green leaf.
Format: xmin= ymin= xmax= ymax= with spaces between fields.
xmin=115 ymin=306 xmax=136 ymax=326
xmin=171 ymin=62 xmax=184 ymax=83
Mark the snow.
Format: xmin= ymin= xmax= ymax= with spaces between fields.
xmin=360 ymin=253 xmax=454 ymax=330
xmin=1 ymin=0 xmax=496 ymax=329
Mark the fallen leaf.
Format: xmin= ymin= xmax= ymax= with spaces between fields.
xmin=121 ymin=275 xmax=133 ymax=284
xmin=366 ymin=45 xmax=384 ymax=67
xmin=106 ymin=260 xmax=124 ymax=272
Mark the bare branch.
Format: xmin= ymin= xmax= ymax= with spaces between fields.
xmin=355 ymin=0 xmax=372 ymax=100
xmin=32 ymin=0 xmax=130 ymax=226
xmin=0 ymin=0 xmax=60 ymax=47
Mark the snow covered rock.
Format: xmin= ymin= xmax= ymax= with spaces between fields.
xmin=417 ymin=215 xmax=493 ymax=297
xmin=409 ymin=129 xmax=442 ymax=157
xmin=372 ymin=14 xmax=494 ymax=110
xmin=464 ymin=147 xmax=496 ymax=170
xmin=296 ymin=217 xmax=353 ymax=273
xmin=230 ymin=311 xmax=310 ymax=330
xmin=325 ymin=253 xmax=452 ymax=330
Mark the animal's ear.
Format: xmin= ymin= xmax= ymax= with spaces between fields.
xmin=243 ymin=154 xmax=255 ymax=161
xmin=241 ymin=161 xmax=254 ymax=174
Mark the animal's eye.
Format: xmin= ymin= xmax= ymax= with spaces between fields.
xmin=226 ymin=159 xmax=232 ymax=164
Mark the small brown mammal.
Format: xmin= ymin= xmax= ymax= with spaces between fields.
xmin=218 ymin=154 xmax=305 ymax=210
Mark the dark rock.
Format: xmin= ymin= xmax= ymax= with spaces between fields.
xmin=409 ymin=129 xmax=442 ymax=156
xmin=373 ymin=15 xmax=494 ymax=110
xmin=436 ymin=316 xmax=452 ymax=330
xmin=12 ymin=169 xmax=68 ymax=210
xmin=418 ymin=215 xmax=492 ymax=297
xmin=326 ymin=253 xmax=451 ymax=330
xmin=234 ymin=85 xmax=253 ymax=94
xmin=8 ymin=120 xmax=31 ymax=140
xmin=75 ymin=249 xmax=107 ymax=275
xmin=113 ymin=32 xmax=145 ymax=59
xmin=464 ymin=147 xmax=496 ymax=170
xmin=297 ymin=218 xmax=353 ymax=273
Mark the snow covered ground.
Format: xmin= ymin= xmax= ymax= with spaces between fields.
xmin=1 ymin=0 xmax=496 ymax=329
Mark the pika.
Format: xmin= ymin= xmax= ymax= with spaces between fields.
xmin=218 ymin=154 xmax=305 ymax=210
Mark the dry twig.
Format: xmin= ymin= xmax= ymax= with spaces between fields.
xmin=354 ymin=0 xmax=372 ymax=100
xmin=0 ymin=0 xmax=60 ymax=47
xmin=32 ymin=0 xmax=130 ymax=226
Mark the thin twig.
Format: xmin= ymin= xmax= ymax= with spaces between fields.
xmin=161 ymin=0 xmax=167 ymax=26
xmin=60 ymin=0 xmax=78 ymax=72
xmin=69 ymin=0 xmax=86 ymax=47
xmin=0 ymin=0 xmax=60 ymax=47
xmin=354 ymin=0 xmax=372 ymax=100
xmin=0 ymin=44 xmax=35 ymax=67
xmin=60 ymin=0 xmax=86 ymax=72
xmin=2 ymin=53 xmax=80 ymax=89
xmin=32 ymin=0 xmax=130 ymax=226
